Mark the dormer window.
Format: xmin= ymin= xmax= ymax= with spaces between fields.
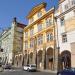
xmin=37 ymin=11 xmax=42 ymax=18
xmin=30 ymin=28 xmax=34 ymax=36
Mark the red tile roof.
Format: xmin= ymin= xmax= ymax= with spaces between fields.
xmin=17 ymin=23 xmax=27 ymax=28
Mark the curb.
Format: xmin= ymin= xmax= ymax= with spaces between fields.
xmin=37 ymin=69 xmax=57 ymax=73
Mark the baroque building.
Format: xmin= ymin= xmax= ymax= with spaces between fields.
xmin=0 ymin=28 xmax=12 ymax=64
xmin=23 ymin=2 xmax=57 ymax=71
xmin=0 ymin=18 xmax=26 ymax=66
xmin=55 ymin=0 xmax=75 ymax=70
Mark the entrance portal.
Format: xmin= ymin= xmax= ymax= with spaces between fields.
xmin=61 ymin=50 xmax=71 ymax=69
xmin=46 ymin=47 xmax=53 ymax=70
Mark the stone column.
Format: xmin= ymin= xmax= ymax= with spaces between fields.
xmin=33 ymin=37 xmax=37 ymax=65
xmin=42 ymin=44 xmax=46 ymax=70
xmin=54 ymin=48 xmax=59 ymax=71
xmin=71 ymin=43 xmax=75 ymax=68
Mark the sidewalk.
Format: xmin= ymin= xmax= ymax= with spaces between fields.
xmin=12 ymin=66 xmax=57 ymax=73
xmin=12 ymin=66 xmax=23 ymax=70
xmin=38 ymin=69 xmax=57 ymax=73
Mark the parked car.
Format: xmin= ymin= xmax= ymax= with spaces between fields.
xmin=3 ymin=64 xmax=12 ymax=69
xmin=57 ymin=68 xmax=75 ymax=75
xmin=23 ymin=64 xmax=37 ymax=72
xmin=0 ymin=63 xmax=3 ymax=72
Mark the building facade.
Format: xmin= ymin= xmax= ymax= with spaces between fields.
xmin=0 ymin=18 xmax=26 ymax=66
xmin=55 ymin=0 xmax=75 ymax=70
xmin=0 ymin=28 xmax=13 ymax=64
xmin=23 ymin=3 xmax=57 ymax=71
xmin=13 ymin=18 xmax=26 ymax=67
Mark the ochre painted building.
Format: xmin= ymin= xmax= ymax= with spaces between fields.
xmin=23 ymin=3 xmax=57 ymax=71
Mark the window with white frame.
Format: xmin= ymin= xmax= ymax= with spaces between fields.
xmin=62 ymin=33 xmax=67 ymax=43
xmin=37 ymin=11 xmax=42 ymax=18
xmin=37 ymin=24 xmax=42 ymax=32
xmin=30 ymin=40 xmax=34 ymax=48
xmin=25 ymin=32 xmax=28 ymax=38
xmin=37 ymin=35 xmax=43 ymax=45
xmin=25 ymin=41 xmax=28 ymax=49
xmin=46 ymin=18 xmax=53 ymax=27
xmin=46 ymin=33 xmax=53 ymax=42
xmin=71 ymin=0 xmax=75 ymax=6
xmin=30 ymin=28 xmax=34 ymax=36
xmin=64 ymin=4 xmax=69 ymax=10
xmin=60 ymin=17 xmax=65 ymax=26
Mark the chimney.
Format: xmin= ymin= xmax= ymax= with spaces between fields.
xmin=13 ymin=17 xmax=17 ymax=23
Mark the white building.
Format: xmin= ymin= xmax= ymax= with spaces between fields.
xmin=0 ymin=18 xmax=26 ymax=65
xmin=55 ymin=0 xmax=75 ymax=70
xmin=0 ymin=28 xmax=12 ymax=64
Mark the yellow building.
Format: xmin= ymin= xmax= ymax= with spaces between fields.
xmin=23 ymin=2 xmax=57 ymax=70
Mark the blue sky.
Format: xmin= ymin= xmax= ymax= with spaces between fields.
xmin=0 ymin=0 xmax=58 ymax=31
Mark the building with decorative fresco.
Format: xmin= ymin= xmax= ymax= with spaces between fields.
xmin=23 ymin=2 xmax=58 ymax=71
xmin=0 ymin=18 xmax=26 ymax=67
xmin=55 ymin=0 xmax=75 ymax=70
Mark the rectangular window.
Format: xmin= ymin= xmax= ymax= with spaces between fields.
xmin=37 ymin=36 xmax=43 ymax=45
xmin=38 ymin=24 xmax=42 ymax=32
xmin=62 ymin=33 xmax=67 ymax=43
xmin=46 ymin=18 xmax=53 ymax=27
xmin=30 ymin=28 xmax=34 ymax=36
xmin=25 ymin=41 xmax=28 ymax=49
xmin=60 ymin=17 xmax=65 ymax=26
xmin=25 ymin=32 xmax=28 ymax=38
xmin=37 ymin=11 xmax=42 ymax=18
xmin=30 ymin=40 xmax=34 ymax=48
xmin=47 ymin=33 xmax=53 ymax=42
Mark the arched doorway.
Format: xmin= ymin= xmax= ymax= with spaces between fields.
xmin=24 ymin=50 xmax=27 ymax=65
xmin=29 ymin=52 xmax=33 ymax=64
xmin=14 ymin=56 xmax=17 ymax=66
xmin=37 ymin=50 xmax=43 ymax=69
xmin=19 ymin=55 xmax=22 ymax=67
xmin=61 ymin=50 xmax=71 ymax=69
xmin=46 ymin=47 xmax=53 ymax=70
xmin=16 ymin=56 xmax=18 ymax=67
